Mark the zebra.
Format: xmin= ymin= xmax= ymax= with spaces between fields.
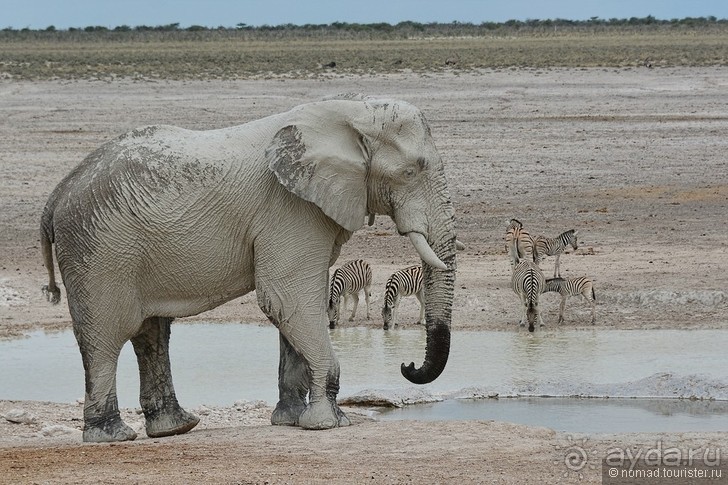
xmin=327 ymin=259 xmax=372 ymax=329
xmin=511 ymin=260 xmax=545 ymax=332
xmin=381 ymin=265 xmax=424 ymax=330
xmin=533 ymin=229 xmax=578 ymax=277
xmin=505 ymin=218 xmax=535 ymax=266
xmin=543 ymin=276 xmax=596 ymax=325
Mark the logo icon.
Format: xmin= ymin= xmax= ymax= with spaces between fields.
xmin=554 ymin=435 xmax=598 ymax=480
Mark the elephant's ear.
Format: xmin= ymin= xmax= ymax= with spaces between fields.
xmin=266 ymin=114 xmax=369 ymax=232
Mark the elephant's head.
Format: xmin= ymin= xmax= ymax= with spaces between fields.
xmin=266 ymin=96 xmax=456 ymax=384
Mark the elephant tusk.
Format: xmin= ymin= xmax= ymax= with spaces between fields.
xmin=408 ymin=232 xmax=448 ymax=270
xmin=455 ymin=240 xmax=465 ymax=251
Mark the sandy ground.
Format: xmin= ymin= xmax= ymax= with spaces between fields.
xmin=1 ymin=67 xmax=727 ymax=483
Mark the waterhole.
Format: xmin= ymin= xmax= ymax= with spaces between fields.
xmin=1 ymin=325 xmax=726 ymax=433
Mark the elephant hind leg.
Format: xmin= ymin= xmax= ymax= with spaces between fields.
xmin=131 ymin=316 xmax=199 ymax=438
xmin=73 ymin=318 xmax=137 ymax=442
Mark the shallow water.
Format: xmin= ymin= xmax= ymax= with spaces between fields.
xmin=1 ymin=324 xmax=726 ymax=432
xmin=375 ymin=398 xmax=728 ymax=433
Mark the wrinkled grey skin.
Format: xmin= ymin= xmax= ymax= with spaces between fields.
xmin=41 ymin=96 xmax=457 ymax=442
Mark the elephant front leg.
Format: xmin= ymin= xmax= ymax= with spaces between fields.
xmin=256 ymin=263 xmax=349 ymax=430
xmin=270 ymin=333 xmax=309 ymax=426
xmin=131 ymin=317 xmax=199 ymax=438
xmin=271 ymin=310 xmax=349 ymax=430
xmin=298 ymin=350 xmax=350 ymax=430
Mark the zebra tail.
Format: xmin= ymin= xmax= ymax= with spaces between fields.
xmin=591 ymin=286 xmax=596 ymax=302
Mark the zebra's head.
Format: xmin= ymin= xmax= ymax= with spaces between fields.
xmin=327 ymin=299 xmax=340 ymax=328
xmin=381 ymin=304 xmax=393 ymax=330
xmin=566 ymin=229 xmax=579 ymax=250
xmin=327 ymin=270 xmax=343 ymax=328
xmin=507 ymin=218 xmax=523 ymax=229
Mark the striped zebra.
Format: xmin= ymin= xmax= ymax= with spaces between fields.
xmin=543 ymin=276 xmax=596 ymax=325
xmin=511 ymin=260 xmax=545 ymax=332
xmin=505 ymin=218 xmax=535 ymax=266
xmin=327 ymin=259 xmax=372 ymax=329
xmin=533 ymin=229 xmax=578 ymax=278
xmin=381 ymin=265 xmax=424 ymax=330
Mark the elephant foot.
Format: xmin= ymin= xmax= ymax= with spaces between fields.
xmin=145 ymin=407 xmax=200 ymax=438
xmin=298 ymin=400 xmax=349 ymax=430
xmin=271 ymin=400 xmax=306 ymax=426
xmin=83 ymin=415 xmax=137 ymax=443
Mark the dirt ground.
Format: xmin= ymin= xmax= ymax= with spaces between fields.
xmin=1 ymin=67 xmax=727 ymax=483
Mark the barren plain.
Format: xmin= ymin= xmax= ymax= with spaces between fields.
xmin=1 ymin=66 xmax=727 ymax=483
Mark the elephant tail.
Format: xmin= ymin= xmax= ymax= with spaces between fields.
xmin=40 ymin=205 xmax=61 ymax=305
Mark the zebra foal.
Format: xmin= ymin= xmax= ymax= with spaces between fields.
xmin=328 ymin=259 xmax=372 ymax=328
xmin=381 ymin=265 xmax=424 ymax=330
xmin=511 ymin=260 xmax=545 ymax=332
xmin=533 ymin=229 xmax=578 ymax=277
xmin=543 ymin=276 xmax=596 ymax=325
xmin=505 ymin=218 xmax=535 ymax=266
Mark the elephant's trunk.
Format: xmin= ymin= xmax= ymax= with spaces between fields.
xmin=401 ymin=234 xmax=456 ymax=384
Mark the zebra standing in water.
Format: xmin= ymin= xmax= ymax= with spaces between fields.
xmin=533 ymin=229 xmax=578 ymax=277
xmin=327 ymin=259 xmax=372 ymax=329
xmin=505 ymin=218 xmax=535 ymax=266
xmin=381 ymin=265 xmax=424 ymax=330
xmin=511 ymin=260 xmax=545 ymax=332
xmin=543 ymin=276 xmax=596 ymax=325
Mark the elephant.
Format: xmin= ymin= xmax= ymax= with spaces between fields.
xmin=40 ymin=95 xmax=457 ymax=442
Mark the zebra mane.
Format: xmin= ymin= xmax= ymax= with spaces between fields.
xmin=508 ymin=218 xmax=523 ymax=228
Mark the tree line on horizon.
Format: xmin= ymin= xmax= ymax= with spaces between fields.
xmin=2 ymin=15 xmax=726 ymax=37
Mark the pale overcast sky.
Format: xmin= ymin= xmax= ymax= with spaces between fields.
xmin=3 ymin=0 xmax=727 ymax=30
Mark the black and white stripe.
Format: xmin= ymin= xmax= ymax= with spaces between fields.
xmin=328 ymin=259 xmax=372 ymax=328
xmin=381 ymin=265 xmax=424 ymax=330
xmin=511 ymin=260 xmax=545 ymax=332
xmin=543 ymin=276 xmax=596 ymax=325
xmin=505 ymin=218 xmax=535 ymax=266
xmin=533 ymin=229 xmax=578 ymax=277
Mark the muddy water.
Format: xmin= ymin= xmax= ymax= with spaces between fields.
xmin=1 ymin=324 xmax=726 ymax=431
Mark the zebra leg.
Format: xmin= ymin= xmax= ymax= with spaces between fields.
xmin=364 ymin=285 xmax=371 ymax=320
xmin=554 ymin=254 xmax=560 ymax=278
xmin=415 ymin=291 xmax=425 ymax=325
xmin=349 ymin=293 xmax=359 ymax=321
xmin=271 ymin=333 xmax=309 ymax=426
xmin=587 ymin=295 xmax=596 ymax=325
xmin=341 ymin=294 xmax=349 ymax=323
xmin=558 ymin=295 xmax=567 ymax=324
xmin=538 ymin=307 xmax=546 ymax=328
